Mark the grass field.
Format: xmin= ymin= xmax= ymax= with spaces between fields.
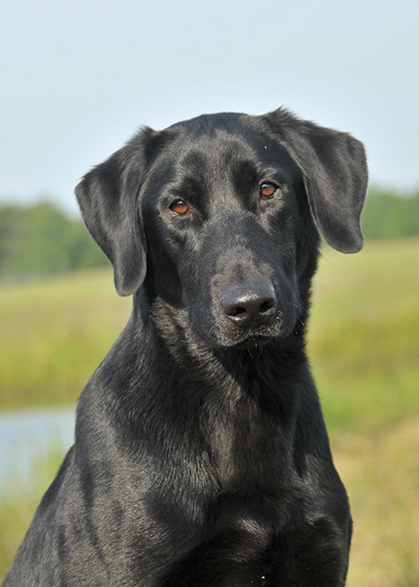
xmin=0 ymin=268 xmax=131 ymax=408
xmin=309 ymin=237 xmax=419 ymax=432
xmin=1 ymin=236 xmax=419 ymax=584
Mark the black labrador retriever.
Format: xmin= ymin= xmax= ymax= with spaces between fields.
xmin=3 ymin=108 xmax=368 ymax=587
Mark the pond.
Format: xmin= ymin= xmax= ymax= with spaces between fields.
xmin=0 ymin=407 xmax=75 ymax=492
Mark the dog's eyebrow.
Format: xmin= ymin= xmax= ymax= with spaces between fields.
xmin=231 ymin=159 xmax=260 ymax=191
xmin=232 ymin=161 xmax=291 ymax=190
xmin=174 ymin=175 xmax=207 ymax=198
xmin=259 ymin=167 xmax=293 ymax=183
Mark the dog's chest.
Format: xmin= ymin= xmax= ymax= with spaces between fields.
xmin=204 ymin=394 xmax=292 ymax=492
xmin=198 ymin=396 xmax=304 ymax=574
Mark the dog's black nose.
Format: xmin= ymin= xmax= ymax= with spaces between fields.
xmin=219 ymin=279 xmax=277 ymax=327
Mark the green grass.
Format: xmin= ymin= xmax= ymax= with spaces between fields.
xmin=1 ymin=236 xmax=419 ymax=584
xmin=0 ymin=268 xmax=131 ymax=408
xmin=335 ymin=415 xmax=419 ymax=587
xmin=0 ymin=446 xmax=65 ymax=580
xmin=309 ymin=236 xmax=419 ymax=432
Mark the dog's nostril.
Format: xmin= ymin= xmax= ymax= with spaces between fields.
xmin=230 ymin=307 xmax=246 ymax=317
xmin=259 ymin=300 xmax=275 ymax=313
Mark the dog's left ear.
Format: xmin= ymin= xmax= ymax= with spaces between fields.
xmin=75 ymin=127 xmax=159 ymax=296
xmin=267 ymin=109 xmax=368 ymax=253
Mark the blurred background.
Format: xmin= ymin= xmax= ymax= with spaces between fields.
xmin=1 ymin=0 xmax=418 ymax=584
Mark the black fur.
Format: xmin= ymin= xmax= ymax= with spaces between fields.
xmin=3 ymin=108 xmax=368 ymax=587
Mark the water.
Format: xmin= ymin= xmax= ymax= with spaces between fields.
xmin=0 ymin=407 xmax=75 ymax=492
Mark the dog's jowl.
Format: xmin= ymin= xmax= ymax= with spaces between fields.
xmin=3 ymin=108 xmax=368 ymax=587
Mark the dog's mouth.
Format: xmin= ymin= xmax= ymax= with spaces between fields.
xmin=230 ymin=335 xmax=273 ymax=350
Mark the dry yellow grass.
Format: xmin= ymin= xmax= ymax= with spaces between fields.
xmin=333 ymin=416 xmax=419 ymax=587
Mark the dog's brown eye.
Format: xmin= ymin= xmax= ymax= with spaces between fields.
xmin=170 ymin=199 xmax=190 ymax=215
xmin=260 ymin=182 xmax=277 ymax=200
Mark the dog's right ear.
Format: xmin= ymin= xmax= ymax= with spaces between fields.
xmin=75 ymin=127 xmax=160 ymax=296
xmin=265 ymin=108 xmax=368 ymax=254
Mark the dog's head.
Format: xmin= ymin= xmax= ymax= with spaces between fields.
xmin=76 ymin=109 xmax=367 ymax=349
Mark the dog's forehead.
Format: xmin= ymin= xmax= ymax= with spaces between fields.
xmin=176 ymin=132 xmax=257 ymax=177
xmin=162 ymin=114 xmax=293 ymax=183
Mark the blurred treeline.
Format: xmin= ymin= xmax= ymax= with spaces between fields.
xmin=1 ymin=188 xmax=418 ymax=283
xmin=0 ymin=202 xmax=108 ymax=283
xmin=361 ymin=188 xmax=419 ymax=239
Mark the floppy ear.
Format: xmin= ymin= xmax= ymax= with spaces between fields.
xmin=267 ymin=108 xmax=368 ymax=253
xmin=75 ymin=128 xmax=157 ymax=296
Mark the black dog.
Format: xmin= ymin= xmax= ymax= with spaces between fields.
xmin=4 ymin=108 xmax=368 ymax=586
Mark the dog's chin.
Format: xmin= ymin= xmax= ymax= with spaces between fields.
xmin=228 ymin=335 xmax=274 ymax=350
xmin=211 ymin=320 xmax=298 ymax=351
xmin=209 ymin=330 xmax=282 ymax=351
xmin=193 ymin=328 xmax=276 ymax=352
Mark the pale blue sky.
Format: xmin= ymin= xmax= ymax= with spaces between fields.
xmin=1 ymin=0 xmax=418 ymax=214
